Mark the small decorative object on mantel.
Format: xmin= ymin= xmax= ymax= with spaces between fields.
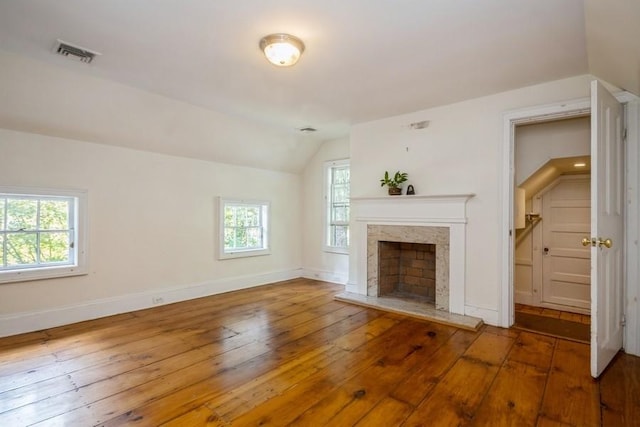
xmin=406 ymin=184 xmax=415 ymax=195
xmin=380 ymin=171 xmax=408 ymax=196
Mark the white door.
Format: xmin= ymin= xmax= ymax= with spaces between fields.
xmin=590 ymin=80 xmax=624 ymax=378
xmin=541 ymin=176 xmax=591 ymax=313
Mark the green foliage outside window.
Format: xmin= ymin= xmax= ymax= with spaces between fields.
xmin=0 ymin=196 xmax=72 ymax=269
xmin=329 ymin=165 xmax=350 ymax=248
xmin=224 ymin=204 xmax=265 ymax=251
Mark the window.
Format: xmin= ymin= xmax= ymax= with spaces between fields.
xmin=0 ymin=187 xmax=88 ymax=283
xmin=219 ymin=198 xmax=270 ymax=259
xmin=324 ymin=159 xmax=350 ymax=253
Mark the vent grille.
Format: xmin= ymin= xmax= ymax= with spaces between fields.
xmin=53 ymin=40 xmax=101 ymax=64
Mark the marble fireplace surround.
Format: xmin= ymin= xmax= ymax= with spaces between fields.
xmin=368 ymin=224 xmax=449 ymax=310
xmin=346 ymin=194 xmax=475 ymax=317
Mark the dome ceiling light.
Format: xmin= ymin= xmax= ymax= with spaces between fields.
xmin=259 ymin=33 xmax=305 ymax=67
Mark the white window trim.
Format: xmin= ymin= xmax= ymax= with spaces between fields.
xmin=0 ymin=186 xmax=88 ymax=284
xmin=323 ymin=159 xmax=350 ymax=254
xmin=218 ymin=197 xmax=271 ymax=260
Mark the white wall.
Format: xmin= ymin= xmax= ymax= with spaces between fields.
xmin=301 ymin=137 xmax=350 ymax=283
xmin=0 ymin=129 xmax=302 ymax=336
xmin=350 ymin=75 xmax=598 ymax=324
xmin=0 ymin=50 xmax=320 ymax=173
xmin=515 ymin=117 xmax=590 ymax=185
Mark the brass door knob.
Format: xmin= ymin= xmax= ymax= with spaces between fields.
xmin=581 ymin=237 xmax=594 ymax=247
xmin=599 ymin=238 xmax=613 ymax=248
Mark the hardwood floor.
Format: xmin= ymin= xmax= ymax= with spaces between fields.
xmin=515 ymin=303 xmax=591 ymax=325
xmin=0 ymin=278 xmax=638 ymax=426
xmin=514 ymin=304 xmax=591 ymax=343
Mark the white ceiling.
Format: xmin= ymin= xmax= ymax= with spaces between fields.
xmin=0 ymin=0 xmax=638 ymax=172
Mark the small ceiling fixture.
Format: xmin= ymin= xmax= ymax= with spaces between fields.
xmin=298 ymin=126 xmax=317 ymax=133
xmin=574 ymin=162 xmax=587 ymax=168
xmin=53 ymin=39 xmax=101 ymax=64
xmin=259 ymin=33 xmax=305 ymax=67
xmin=409 ymin=120 xmax=429 ymax=130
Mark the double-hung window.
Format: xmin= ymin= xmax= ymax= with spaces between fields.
xmin=219 ymin=198 xmax=270 ymax=259
xmin=324 ymin=159 xmax=350 ymax=253
xmin=0 ymin=187 xmax=88 ymax=283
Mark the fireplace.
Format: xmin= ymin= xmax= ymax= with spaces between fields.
xmin=367 ymin=224 xmax=450 ymax=310
xmin=378 ymin=242 xmax=436 ymax=302
xmin=340 ymin=194 xmax=476 ymax=323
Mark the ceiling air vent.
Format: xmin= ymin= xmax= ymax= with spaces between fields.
xmin=53 ymin=39 xmax=101 ymax=64
xmin=298 ymin=127 xmax=317 ymax=133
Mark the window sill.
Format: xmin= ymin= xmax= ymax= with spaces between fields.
xmin=0 ymin=265 xmax=89 ymax=284
xmin=219 ymin=248 xmax=271 ymax=260
xmin=323 ymin=246 xmax=349 ymax=255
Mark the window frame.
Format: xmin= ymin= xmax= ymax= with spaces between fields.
xmin=0 ymin=186 xmax=88 ymax=284
xmin=323 ymin=159 xmax=350 ymax=254
xmin=218 ymin=197 xmax=271 ymax=260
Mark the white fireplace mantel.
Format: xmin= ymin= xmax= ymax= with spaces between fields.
xmin=348 ymin=193 xmax=475 ymax=316
xmin=351 ymin=194 xmax=475 ymax=224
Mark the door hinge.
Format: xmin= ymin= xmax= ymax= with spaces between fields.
xmin=623 ymin=128 xmax=628 ymax=141
xmin=621 ymin=315 xmax=626 ymax=327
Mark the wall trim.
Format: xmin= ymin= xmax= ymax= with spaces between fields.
xmin=465 ymin=305 xmax=500 ymax=326
xmin=625 ymin=99 xmax=640 ymax=356
xmin=0 ymin=268 xmax=302 ymax=338
xmin=345 ymin=281 xmax=359 ymax=293
xmin=501 ymin=97 xmax=591 ymax=327
xmin=301 ymin=268 xmax=349 ymax=285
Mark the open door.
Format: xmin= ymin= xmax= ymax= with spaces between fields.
xmin=589 ymin=80 xmax=624 ymax=378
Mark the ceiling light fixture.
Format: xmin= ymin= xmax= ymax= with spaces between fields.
xmin=259 ymin=33 xmax=305 ymax=67
xmin=574 ymin=162 xmax=587 ymax=167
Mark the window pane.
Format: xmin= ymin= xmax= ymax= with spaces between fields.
xmin=246 ymin=227 xmax=262 ymax=248
xmin=235 ymin=207 xmax=247 ymax=227
xmin=40 ymin=200 xmax=70 ymax=230
xmin=332 ymin=206 xmax=349 ymax=222
xmin=331 ymin=225 xmax=349 ymax=248
xmin=224 ymin=206 xmax=236 ymax=227
xmin=40 ymin=232 xmax=71 ymax=263
xmin=234 ymin=228 xmax=247 ymax=248
xmin=333 ymin=167 xmax=349 ymax=184
xmin=246 ymin=207 xmax=260 ymax=227
xmin=333 ymin=185 xmax=349 ymax=203
xmin=220 ymin=199 xmax=269 ymax=258
xmin=224 ymin=227 xmax=235 ymax=249
xmin=7 ymin=199 xmax=37 ymax=231
xmin=6 ymin=232 xmax=37 ymax=266
xmin=325 ymin=162 xmax=350 ymax=249
xmin=0 ymin=198 xmax=5 ymax=230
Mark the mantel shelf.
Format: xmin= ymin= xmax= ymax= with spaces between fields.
xmin=351 ymin=194 xmax=475 ymax=202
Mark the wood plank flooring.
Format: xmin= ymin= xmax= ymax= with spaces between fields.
xmin=515 ymin=304 xmax=591 ymax=325
xmin=514 ymin=304 xmax=590 ymax=343
xmin=0 ymin=278 xmax=638 ymax=426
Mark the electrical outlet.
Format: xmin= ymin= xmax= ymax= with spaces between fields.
xmin=152 ymin=296 xmax=164 ymax=305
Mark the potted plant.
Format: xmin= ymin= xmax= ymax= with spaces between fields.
xmin=380 ymin=171 xmax=408 ymax=195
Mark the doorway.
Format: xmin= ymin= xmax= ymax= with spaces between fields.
xmin=512 ymin=117 xmax=592 ymax=341
xmin=502 ymin=82 xmax=632 ymax=378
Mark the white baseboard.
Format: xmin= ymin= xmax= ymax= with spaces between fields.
xmin=344 ymin=282 xmax=359 ymax=293
xmin=0 ymin=268 xmax=302 ymax=338
xmin=465 ymin=305 xmax=500 ymax=326
xmin=301 ymin=268 xmax=348 ymax=285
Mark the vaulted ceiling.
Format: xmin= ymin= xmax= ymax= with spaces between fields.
xmin=0 ymin=1 xmax=638 ymax=172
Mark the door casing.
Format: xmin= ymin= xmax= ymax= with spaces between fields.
xmin=500 ymin=92 xmax=636 ymax=332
